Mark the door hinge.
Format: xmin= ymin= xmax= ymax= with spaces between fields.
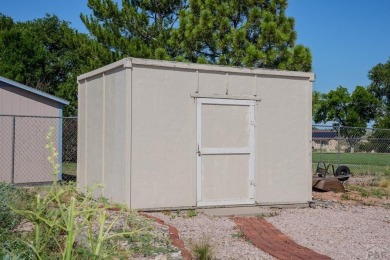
xmin=250 ymin=121 xmax=257 ymax=127
xmin=250 ymin=180 xmax=256 ymax=186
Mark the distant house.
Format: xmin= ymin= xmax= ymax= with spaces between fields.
xmin=312 ymin=129 xmax=338 ymax=152
xmin=0 ymin=76 xmax=69 ymax=184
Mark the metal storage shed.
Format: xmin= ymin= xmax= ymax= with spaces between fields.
xmin=0 ymin=76 xmax=69 ymax=184
xmin=77 ymin=58 xmax=314 ymax=209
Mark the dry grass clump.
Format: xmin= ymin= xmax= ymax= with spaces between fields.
xmin=379 ymin=178 xmax=390 ymax=188
xmin=191 ymin=238 xmax=215 ymax=260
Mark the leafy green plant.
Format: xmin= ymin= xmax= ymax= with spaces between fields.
xmin=9 ymin=127 xmax=140 ymax=259
xmin=187 ymin=209 xmax=198 ymax=218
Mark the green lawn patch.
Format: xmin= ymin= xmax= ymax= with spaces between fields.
xmin=62 ymin=162 xmax=77 ymax=175
xmin=312 ymin=152 xmax=390 ymax=176
xmin=313 ymin=152 xmax=390 ymax=166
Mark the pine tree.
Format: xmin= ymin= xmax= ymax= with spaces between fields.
xmin=171 ymin=0 xmax=312 ymax=71
xmin=82 ymin=0 xmax=312 ymax=72
xmin=81 ymin=0 xmax=186 ymax=60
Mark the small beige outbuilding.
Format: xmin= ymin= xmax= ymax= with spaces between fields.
xmin=0 ymin=76 xmax=69 ymax=184
xmin=77 ymin=58 xmax=314 ymax=210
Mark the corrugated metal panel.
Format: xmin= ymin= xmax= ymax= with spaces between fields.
xmin=0 ymin=84 xmax=60 ymax=116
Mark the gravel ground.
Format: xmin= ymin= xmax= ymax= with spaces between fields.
xmin=150 ymin=211 xmax=275 ymax=260
xmin=148 ymin=204 xmax=390 ymax=260
xmin=267 ymin=204 xmax=390 ymax=260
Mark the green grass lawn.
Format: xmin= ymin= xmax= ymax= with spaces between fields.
xmin=312 ymin=152 xmax=390 ymax=176
xmin=313 ymin=152 xmax=390 ymax=166
xmin=62 ymin=162 xmax=77 ymax=175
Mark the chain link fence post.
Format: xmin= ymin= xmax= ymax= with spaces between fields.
xmin=11 ymin=116 xmax=16 ymax=184
xmin=337 ymin=125 xmax=341 ymax=167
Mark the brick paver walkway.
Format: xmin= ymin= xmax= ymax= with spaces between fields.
xmin=234 ymin=217 xmax=331 ymax=260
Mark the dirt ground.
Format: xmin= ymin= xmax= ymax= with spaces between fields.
xmin=313 ymin=190 xmax=390 ymax=206
xmin=313 ymin=176 xmax=390 ymax=207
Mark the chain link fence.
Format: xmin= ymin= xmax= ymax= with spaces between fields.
xmin=0 ymin=115 xmax=77 ymax=185
xmin=313 ymin=125 xmax=390 ymax=176
xmin=1 ymin=115 xmax=390 ymax=185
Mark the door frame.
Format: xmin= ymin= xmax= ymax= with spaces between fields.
xmin=196 ymin=98 xmax=256 ymax=206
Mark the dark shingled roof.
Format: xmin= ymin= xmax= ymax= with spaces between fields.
xmin=312 ymin=130 xmax=337 ymax=140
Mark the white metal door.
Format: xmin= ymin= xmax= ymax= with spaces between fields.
xmin=197 ymin=98 xmax=255 ymax=206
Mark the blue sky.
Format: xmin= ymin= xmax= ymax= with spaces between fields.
xmin=1 ymin=0 xmax=390 ymax=94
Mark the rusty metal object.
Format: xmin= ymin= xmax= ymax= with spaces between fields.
xmin=312 ymin=176 xmax=346 ymax=192
xmin=312 ymin=161 xmax=351 ymax=192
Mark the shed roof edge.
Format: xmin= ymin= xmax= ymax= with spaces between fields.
xmin=0 ymin=76 xmax=70 ymax=105
xmin=77 ymin=59 xmax=128 ymax=81
xmin=77 ymin=57 xmax=315 ymax=81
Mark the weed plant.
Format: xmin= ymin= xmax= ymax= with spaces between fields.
xmin=192 ymin=239 xmax=214 ymax=260
xmin=2 ymin=127 xmax=139 ymax=259
xmin=187 ymin=209 xmax=198 ymax=218
xmin=0 ymin=127 xmax=176 ymax=259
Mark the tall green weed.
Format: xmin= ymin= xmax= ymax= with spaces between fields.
xmin=6 ymin=127 xmax=139 ymax=259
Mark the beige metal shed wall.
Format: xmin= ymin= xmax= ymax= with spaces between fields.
xmin=77 ymin=58 xmax=313 ymax=209
xmin=77 ymin=80 xmax=87 ymax=191
xmin=196 ymin=71 xmax=311 ymax=205
xmin=256 ymin=77 xmax=312 ymax=204
xmin=130 ymin=66 xmax=197 ymax=208
xmin=77 ymin=67 xmax=129 ymax=204
xmin=103 ymin=68 xmax=128 ymax=204
xmin=129 ymin=64 xmax=312 ymax=208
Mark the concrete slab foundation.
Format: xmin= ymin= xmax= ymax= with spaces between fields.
xmin=202 ymin=207 xmax=274 ymax=217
